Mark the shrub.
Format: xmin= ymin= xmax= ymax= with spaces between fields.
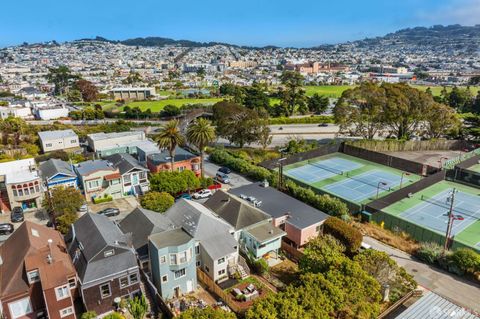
xmin=415 ymin=242 xmax=443 ymax=264
xmin=200 ymin=176 xmax=214 ymax=189
xmin=322 ymin=217 xmax=362 ymax=254
xmin=93 ymin=195 xmax=113 ymax=204
xmin=81 ymin=312 xmax=97 ymax=319
xmin=448 ymin=248 xmax=480 ymax=276
xmin=253 ymin=258 xmax=269 ymax=275
xmin=269 ymin=115 xmax=334 ymax=125
xmin=140 ymin=191 xmax=174 ymax=213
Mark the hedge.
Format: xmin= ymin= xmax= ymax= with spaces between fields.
xmin=322 ymin=217 xmax=363 ymax=254
xmin=269 ymin=115 xmax=334 ymax=125
xmin=93 ymin=195 xmax=113 ymax=204
xmin=209 ymin=149 xmax=349 ymax=217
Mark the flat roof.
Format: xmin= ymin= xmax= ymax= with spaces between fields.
xmin=149 ymin=228 xmax=193 ymax=249
xmin=230 ymin=183 xmax=328 ymax=229
xmin=246 ymin=222 xmax=285 ymax=243
xmin=88 ymin=131 xmax=144 ymax=142
xmin=38 ymin=129 xmax=77 ymax=140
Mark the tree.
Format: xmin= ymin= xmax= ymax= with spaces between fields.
xmin=122 ymin=71 xmax=143 ymax=85
xmin=424 ymin=102 xmax=460 ymax=138
xmin=74 ymin=79 xmax=98 ymax=102
xmin=56 ymin=212 xmax=78 ymax=235
xmin=308 ymin=93 xmax=329 ymax=114
xmin=299 ymin=234 xmax=346 ymax=274
xmin=154 ymin=120 xmax=185 ymax=171
xmin=0 ymin=116 xmax=27 ymax=148
xmin=472 ymin=93 xmax=480 ymax=114
xmin=162 ymin=104 xmax=181 ymax=117
xmin=258 ymin=125 xmax=272 ymax=150
xmin=80 ymin=312 xmax=97 ymax=319
xmin=42 ymin=186 xmax=84 ymax=218
xmin=186 ymin=118 xmax=216 ymax=177
xmin=448 ymin=248 xmax=480 ymax=275
xmin=196 ymin=67 xmax=206 ymax=79
xmin=179 ymin=307 xmax=236 ymax=319
xmin=140 ymin=191 xmax=174 ymax=213
xmin=322 ymin=217 xmax=362 ymax=254
xmin=46 ymin=66 xmax=79 ymax=95
xmin=66 ymin=89 xmax=82 ymax=102
xmin=128 ymin=295 xmax=148 ymax=319
xmin=149 ymin=170 xmax=201 ymax=195
xmin=244 ymin=83 xmax=270 ymax=111
xmin=279 ymin=71 xmax=306 ymax=116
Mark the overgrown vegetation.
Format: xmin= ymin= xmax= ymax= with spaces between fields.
xmin=149 ymin=170 xmax=212 ymax=195
xmin=322 ymin=217 xmax=363 ymax=254
xmin=140 ymin=191 xmax=174 ymax=213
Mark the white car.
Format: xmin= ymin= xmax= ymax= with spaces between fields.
xmin=192 ymin=189 xmax=213 ymax=199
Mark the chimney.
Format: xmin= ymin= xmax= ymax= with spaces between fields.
xmin=47 ymin=239 xmax=53 ymax=264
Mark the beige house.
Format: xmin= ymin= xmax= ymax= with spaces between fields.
xmin=38 ymin=129 xmax=80 ymax=153
xmin=74 ymin=160 xmax=123 ymax=202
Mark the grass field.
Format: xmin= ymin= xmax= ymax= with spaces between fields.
xmin=382 ymin=180 xmax=480 ymax=252
xmin=101 ymin=98 xmax=223 ymax=112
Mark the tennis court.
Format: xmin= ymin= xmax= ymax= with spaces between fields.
xmin=400 ymin=189 xmax=480 ymax=236
xmin=324 ymin=170 xmax=402 ymax=202
xmin=284 ymin=157 xmax=362 ymax=183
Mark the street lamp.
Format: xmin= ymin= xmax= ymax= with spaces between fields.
xmin=376 ymin=181 xmax=388 ymax=199
xmin=444 ymin=188 xmax=458 ymax=252
xmin=438 ymin=157 xmax=448 ymax=169
xmin=400 ymin=172 xmax=410 ymax=188
xmin=277 ymin=157 xmax=287 ymax=190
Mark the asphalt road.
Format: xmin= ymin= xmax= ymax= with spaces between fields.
xmin=203 ymin=158 xmax=252 ymax=189
xmin=363 ymin=236 xmax=480 ymax=312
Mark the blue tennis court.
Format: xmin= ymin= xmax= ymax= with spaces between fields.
xmin=323 ymin=170 xmax=402 ymax=202
xmin=400 ymin=189 xmax=480 ymax=236
xmin=284 ymin=157 xmax=363 ymax=183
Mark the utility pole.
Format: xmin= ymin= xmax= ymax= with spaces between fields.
xmin=444 ymin=188 xmax=457 ymax=252
xmin=277 ymin=158 xmax=286 ymax=190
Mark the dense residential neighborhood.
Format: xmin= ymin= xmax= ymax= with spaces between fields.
xmin=2 ymin=9 xmax=480 ymax=319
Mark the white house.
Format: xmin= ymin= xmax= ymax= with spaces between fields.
xmin=38 ymin=129 xmax=80 ymax=153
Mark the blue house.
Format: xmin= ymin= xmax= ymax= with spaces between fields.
xmin=39 ymin=158 xmax=78 ymax=189
xmin=149 ymin=228 xmax=197 ymax=300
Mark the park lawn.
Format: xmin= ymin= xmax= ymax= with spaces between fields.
xmin=103 ymin=98 xmax=223 ymax=112
xmin=304 ymin=85 xmax=354 ymax=98
xmin=411 ymin=85 xmax=480 ymax=96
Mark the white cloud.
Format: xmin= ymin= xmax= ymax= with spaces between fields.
xmin=417 ymin=0 xmax=480 ymax=25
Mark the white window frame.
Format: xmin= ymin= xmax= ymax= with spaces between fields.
xmin=160 ymin=255 xmax=166 ymax=264
xmin=129 ymin=273 xmax=138 ymax=284
xmin=99 ymin=283 xmax=111 ymax=299
xmin=195 ymin=244 xmax=200 ymax=255
xmin=8 ymin=297 xmax=33 ymax=319
xmin=218 ymin=269 xmax=226 ymax=276
xmin=161 ymin=275 xmax=168 ymax=283
xmin=59 ymin=307 xmax=74 ymax=318
xmin=27 ymin=270 xmax=40 ymax=284
xmin=217 ymin=257 xmax=225 ymax=265
xmin=68 ymin=277 xmax=76 ymax=289
xmin=169 ymin=254 xmax=177 ymax=265
xmin=178 ymin=251 xmax=188 ymax=264
xmin=174 ymin=268 xmax=186 ymax=280
xmin=55 ymin=285 xmax=70 ymax=301
xmin=119 ymin=276 xmax=129 ymax=288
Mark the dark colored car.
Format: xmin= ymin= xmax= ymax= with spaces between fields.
xmin=97 ymin=207 xmax=120 ymax=217
xmin=0 ymin=223 xmax=14 ymax=235
xmin=318 ymin=123 xmax=329 ymax=127
xmin=218 ymin=167 xmax=231 ymax=175
xmin=10 ymin=207 xmax=24 ymax=223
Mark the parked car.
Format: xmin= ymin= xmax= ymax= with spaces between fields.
xmin=79 ymin=203 xmax=89 ymax=213
xmin=176 ymin=193 xmax=192 ymax=201
xmin=218 ymin=167 xmax=231 ymax=174
xmin=192 ymin=189 xmax=213 ymax=199
xmin=318 ymin=123 xmax=329 ymax=127
xmin=0 ymin=223 xmax=14 ymax=235
xmin=216 ymin=172 xmax=230 ymax=184
xmin=10 ymin=207 xmax=24 ymax=223
xmin=97 ymin=207 xmax=120 ymax=217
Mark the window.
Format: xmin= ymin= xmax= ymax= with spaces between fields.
xmin=111 ymin=179 xmax=120 ymax=185
xmin=178 ymin=251 xmax=187 ymax=264
xmin=217 ymin=257 xmax=225 ymax=265
xmin=88 ymin=180 xmax=100 ymax=190
xmin=55 ymin=285 xmax=69 ymax=300
xmin=205 ymin=266 xmax=210 ymax=273
xmin=195 ymin=245 xmax=200 ymax=255
xmin=119 ymin=277 xmax=129 ymax=288
xmin=59 ymin=307 xmax=73 ymax=318
xmin=160 ymin=255 xmax=166 ymax=264
xmin=12 ymin=189 xmax=17 ymax=196
xmin=104 ymin=249 xmax=115 ymax=257
xmin=169 ymin=254 xmax=177 ymax=265
xmin=316 ymin=225 xmax=322 ymax=232
xmin=196 ymin=260 xmax=201 ymax=267
xmin=100 ymin=283 xmax=111 ymax=299
xmin=35 ymin=185 xmax=40 ymax=192
xmin=174 ymin=268 xmax=186 ymax=279
xmin=139 ymin=172 xmax=147 ymax=180
xmin=71 ymin=139 xmax=77 ymax=144
xmin=68 ymin=278 xmax=76 ymax=289
xmin=177 ymin=166 xmax=186 ymax=172
xmin=218 ymin=269 xmax=226 ymax=276
xmin=124 ymin=175 xmax=131 ymax=183
xmin=18 ymin=189 xmax=23 ymax=196
xmin=46 ymin=143 xmax=52 ymax=147
xmin=129 ymin=273 xmax=138 ymax=284
xmin=161 ymin=275 xmax=168 ymax=283
xmin=8 ymin=298 xmax=32 ymax=319
xmin=24 ymin=188 xmax=29 ymax=196
xmin=27 ymin=270 xmax=40 ymax=284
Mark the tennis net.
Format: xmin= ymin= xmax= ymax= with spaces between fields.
xmin=345 ymin=172 xmax=391 ymax=191
xmin=308 ymin=160 xmax=344 ymax=175
xmin=420 ymin=195 xmax=479 ymax=218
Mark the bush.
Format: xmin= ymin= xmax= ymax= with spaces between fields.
xmin=81 ymin=312 xmax=97 ymax=319
xmin=448 ymin=248 xmax=480 ymax=276
xmin=150 ymin=170 xmax=201 ymax=195
xmin=93 ymin=195 xmax=113 ymax=204
xmin=416 ymin=242 xmax=443 ymax=264
xmin=140 ymin=191 xmax=174 ymax=213
xmin=200 ymin=176 xmax=214 ymax=189
xmin=322 ymin=217 xmax=362 ymax=254
xmin=253 ymin=258 xmax=269 ymax=275
xmin=269 ymin=115 xmax=334 ymax=125
xmin=56 ymin=212 xmax=78 ymax=234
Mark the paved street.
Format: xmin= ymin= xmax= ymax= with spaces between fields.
xmin=363 ymin=236 xmax=480 ymax=312
xmin=203 ymin=157 xmax=252 ymax=189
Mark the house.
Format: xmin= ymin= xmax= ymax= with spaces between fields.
xmin=147 ymin=147 xmax=201 ymax=176
xmin=149 ymin=229 xmax=197 ymax=300
xmin=0 ymin=105 xmax=34 ymax=120
xmin=204 ymin=191 xmax=286 ymax=260
xmin=0 ymin=221 xmax=78 ymax=319
xmin=230 ymin=182 xmax=329 ymax=248
xmin=105 ymin=153 xmax=149 ymax=196
xmin=110 ymin=88 xmax=155 ymax=101
xmin=74 ymin=160 xmax=122 ymax=201
xmin=34 ymin=105 xmax=70 ymax=121
xmin=38 ymin=130 xmax=79 ymax=153
xmin=0 ymin=158 xmax=43 ymax=213
xmin=67 ymin=214 xmax=140 ymax=315
xmin=86 ymin=131 xmax=145 ymax=153
xmin=39 ymin=159 xmax=78 ymax=190
xmin=119 ymin=207 xmax=175 ymax=271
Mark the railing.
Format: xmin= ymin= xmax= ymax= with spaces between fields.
xmin=443 ymin=147 xmax=480 ymax=169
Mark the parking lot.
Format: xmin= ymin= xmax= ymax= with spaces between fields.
xmin=204 ymin=158 xmax=252 ymax=190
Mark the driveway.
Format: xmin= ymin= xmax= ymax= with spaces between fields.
xmin=87 ymin=197 xmax=139 ymax=222
xmin=363 ymin=236 xmax=480 ymax=312
xmin=203 ymin=158 xmax=252 ymax=189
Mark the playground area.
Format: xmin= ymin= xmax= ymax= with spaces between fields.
xmin=283 ymin=153 xmax=421 ymax=205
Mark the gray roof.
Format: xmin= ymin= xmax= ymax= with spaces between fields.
xmin=230 ymin=183 xmax=329 ymax=229
xmin=39 ymin=158 xmax=75 ymax=180
xmin=204 ymin=191 xmax=271 ymax=230
xmin=147 ymin=146 xmax=198 ymax=165
xmin=105 ymin=153 xmax=148 ymax=175
xmin=68 ymin=213 xmax=137 ymax=284
xmin=38 ymin=129 xmax=77 ymax=141
xmin=165 ymin=199 xmax=238 ymax=260
xmin=395 ymin=291 xmax=479 ymax=319
xmin=88 ymin=131 xmax=144 ymax=142
xmin=246 ymin=223 xmax=286 ymax=243
xmin=149 ymin=229 xmax=193 ymax=250
xmin=119 ymin=207 xmax=175 ymax=256
xmin=75 ymin=160 xmax=114 ymax=176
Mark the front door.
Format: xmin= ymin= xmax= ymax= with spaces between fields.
xmin=186 ymin=280 xmax=193 ymax=293
xmin=132 ymin=173 xmax=139 ymax=185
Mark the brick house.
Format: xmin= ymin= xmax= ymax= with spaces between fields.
xmin=147 ymin=147 xmax=200 ymax=176
xmin=0 ymin=221 xmax=78 ymax=319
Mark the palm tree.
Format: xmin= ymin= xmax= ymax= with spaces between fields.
xmin=154 ymin=120 xmax=185 ymax=172
xmin=186 ymin=118 xmax=216 ymax=178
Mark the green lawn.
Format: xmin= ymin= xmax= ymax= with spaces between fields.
xmin=102 ymin=98 xmax=223 ymax=112
xmin=304 ymin=85 xmax=353 ymax=98
xmin=411 ymin=85 xmax=480 ymax=96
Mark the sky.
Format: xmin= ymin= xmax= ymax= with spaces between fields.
xmin=1 ymin=0 xmax=480 ymax=47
